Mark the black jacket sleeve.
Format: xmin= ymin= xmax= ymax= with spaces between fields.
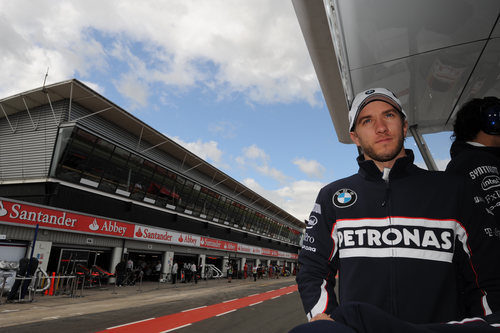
xmin=455 ymin=178 xmax=500 ymax=317
xmin=296 ymin=187 xmax=339 ymax=320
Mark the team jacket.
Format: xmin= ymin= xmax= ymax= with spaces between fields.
xmin=297 ymin=150 xmax=500 ymax=324
xmin=290 ymin=302 xmax=500 ymax=333
xmin=446 ymin=141 xmax=500 ymax=222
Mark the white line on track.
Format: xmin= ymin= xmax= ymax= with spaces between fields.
xmin=286 ymin=292 xmax=294 ymax=295
xmin=107 ymin=317 xmax=155 ymax=329
xmin=266 ymin=289 xmax=275 ymax=293
xmin=271 ymin=295 xmax=281 ymax=299
xmin=248 ymin=293 xmax=259 ymax=297
xmin=216 ymin=309 xmax=237 ymax=317
xmin=223 ymin=298 xmax=238 ymax=303
xmin=182 ymin=305 xmax=207 ymax=312
xmin=161 ymin=323 xmax=192 ymax=332
xmin=42 ymin=316 xmax=60 ymax=320
xmin=249 ymin=301 xmax=263 ymax=306
xmin=1 ymin=309 xmax=20 ymax=313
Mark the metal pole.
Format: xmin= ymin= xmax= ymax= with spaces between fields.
xmin=409 ymin=125 xmax=438 ymax=171
xmin=22 ymin=224 xmax=39 ymax=299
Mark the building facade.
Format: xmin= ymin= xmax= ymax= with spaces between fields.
xmin=0 ymin=79 xmax=303 ymax=280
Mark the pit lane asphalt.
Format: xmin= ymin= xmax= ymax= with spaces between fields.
xmin=0 ymin=276 xmax=302 ymax=330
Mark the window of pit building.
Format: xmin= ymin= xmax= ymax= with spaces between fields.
xmin=109 ymin=146 xmax=131 ymax=194
xmin=52 ymin=128 xmax=300 ymax=244
xmin=50 ymin=126 xmax=74 ymax=178
xmin=128 ymin=154 xmax=147 ymax=201
xmin=84 ymin=137 xmax=114 ymax=183
xmin=53 ymin=127 xmax=97 ymax=183
xmin=174 ymin=175 xmax=187 ymax=211
xmin=151 ymin=165 xmax=169 ymax=208
xmin=183 ymin=179 xmax=198 ymax=213
xmin=189 ymin=183 xmax=202 ymax=216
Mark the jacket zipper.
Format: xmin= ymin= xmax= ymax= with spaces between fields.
xmin=382 ymin=170 xmax=397 ymax=317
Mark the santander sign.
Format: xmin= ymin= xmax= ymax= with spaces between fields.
xmin=133 ymin=225 xmax=199 ymax=246
xmin=0 ymin=198 xmax=297 ymax=259
xmin=0 ymin=199 xmax=133 ymax=237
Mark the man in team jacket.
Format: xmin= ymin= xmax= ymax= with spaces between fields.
xmin=446 ymin=97 xmax=500 ymax=223
xmin=294 ymin=88 xmax=500 ymax=330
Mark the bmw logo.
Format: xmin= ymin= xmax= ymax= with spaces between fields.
xmin=306 ymin=215 xmax=318 ymax=229
xmin=333 ymin=189 xmax=357 ymax=208
xmin=365 ymin=89 xmax=375 ymax=95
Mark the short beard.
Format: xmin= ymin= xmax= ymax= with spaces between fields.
xmin=360 ymin=128 xmax=405 ymax=162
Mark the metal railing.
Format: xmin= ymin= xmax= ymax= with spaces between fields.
xmin=0 ymin=268 xmax=83 ymax=304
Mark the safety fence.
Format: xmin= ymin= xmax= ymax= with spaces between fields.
xmin=0 ymin=265 xmax=251 ymax=305
xmin=0 ymin=264 xmax=117 ymax=304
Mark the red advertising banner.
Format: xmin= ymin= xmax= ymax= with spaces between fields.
xmin=0 ymin=198 xmax=298 ymax=259
xmin=261 ymin=248 xmax=279 ymax=257
xmin=133 ymin=225 xmax=200 ymax=247
xmin=0 ymin=199 xmax=134 ymax=238
xmin=200 ymin=237 xmax=237 ymax=251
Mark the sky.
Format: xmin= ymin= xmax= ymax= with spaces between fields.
xmin=0 ymin=0 xmax=454 ymax=222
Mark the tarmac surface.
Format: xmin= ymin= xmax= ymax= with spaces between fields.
xmin=0 ymin=275 xmax=302 ymax=331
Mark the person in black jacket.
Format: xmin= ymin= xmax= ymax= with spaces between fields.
xmin=294 ymin=88 xmax=500 ymax=331
xmin=446 ymin=97 xmax=500 ymax=223
xmin=115 ymin=260 xmax=126 ymax=287
xmin=6 ymin=257 xmax=39 ymax=301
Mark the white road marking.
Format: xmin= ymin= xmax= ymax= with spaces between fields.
xmin=182 ymin=305 xmax=207 ymax=312
xmin=216 ymin=309 xmax=237 ymax=317
xmin=106 ymin=317 xmax=155 ymax=329
xmin=249 ymin=301 xmax=263 ymax=306
xmin=161 ymin=323 xmax=192 ymax=332
xmin=222 ymin=298 xmax=238 ymax=303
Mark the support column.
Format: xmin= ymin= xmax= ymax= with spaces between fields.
xmin=109 ymin=247 xmax=123 ymax=284
xmin=198 ymin=254 xmax=206 ymax=279
xmin=164 ymin=251 xmax=174 ymax=274
xmin=266 ymin=259 xmax=271 ymax=267
xmin=235 ymin=257 xmax=241 ymax=271
xmin=28 ymin=240 xmax=52 ymax=272
xmin=241 ymin=257 xmax=246 ymax=279
xmin=222 ymin=256 xmax=229 ymax=277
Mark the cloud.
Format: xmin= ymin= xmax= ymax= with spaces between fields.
xmin=293 ymin=158 xmax=326 ymax=179
xmin=113 ymin=72 xmax=149 ymax=109
xmin=243 ymin=178 xmax=323 ymax=221
xmin=170 ymin=136 xmax=228 ymax=169
xmin=242 ymin=144 xmax=269 ymax=161
xmin=238 ymin=144 xmax=289 ymax=184
xmin=208 ymin=121 xmax=237 ymax=139
xmin=0 ymin=0 xmax=319 ymax=107
xmin=80 ymin=80 xmax=104 ymax=95
xmin=256 ymin=165 xmax=288 ymax=184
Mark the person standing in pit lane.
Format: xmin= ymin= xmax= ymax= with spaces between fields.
xmin=293 ymin=88 xmax=500 ymax=330
xmin=446 ymin=97 xmax=500 ymax=224
xmin=171 ymin=261 xmax=178 ymax=285
xmin=190 ymin=262 xmax=197 ymax=284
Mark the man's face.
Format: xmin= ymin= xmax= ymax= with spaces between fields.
xmin=349 ymin=101 xmax=408 ymax=163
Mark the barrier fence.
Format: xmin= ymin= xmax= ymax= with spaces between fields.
xmin=1 ymin=265 xmax=280 ymax=305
